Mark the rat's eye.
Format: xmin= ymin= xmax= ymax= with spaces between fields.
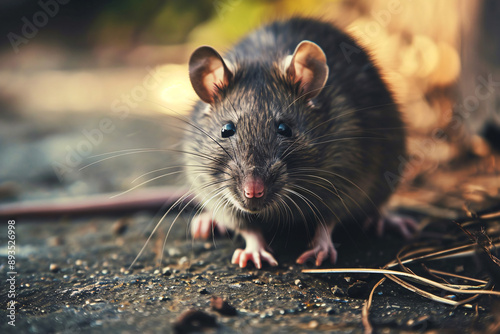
xmin=221 ymin=122 xmax=236 ymax=138
xmin=277 ymin=123 xmax=292 ymax=137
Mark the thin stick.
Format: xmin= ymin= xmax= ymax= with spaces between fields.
xmin=361 ymin=300 xmax=373 ymax=334
xmin=427 ymin=268 xmax=488 ymax=284
xmin=302 ymin=268 xmax=500 ymax=296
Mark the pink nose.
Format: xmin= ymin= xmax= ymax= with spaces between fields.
xmin=243 ymin=177 xmax=265 ymax=199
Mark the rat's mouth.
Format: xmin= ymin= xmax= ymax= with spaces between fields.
xmin=226 ymin=194 xmax=269 ymax=214
xmin=236 ymin=197 xmax=267 ymax=214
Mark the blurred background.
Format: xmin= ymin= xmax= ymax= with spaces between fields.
xmin=0 ymin=0 xmax=499 ymax=209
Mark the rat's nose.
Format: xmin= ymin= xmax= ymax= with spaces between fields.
xmin=243 ymin=176 xmax=265 ymax=199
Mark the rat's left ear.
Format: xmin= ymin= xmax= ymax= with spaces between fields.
xmin=285 ymin=40 xmax=329 ymax=99
xmin=189 ymin=46 xmax=233 ymax=104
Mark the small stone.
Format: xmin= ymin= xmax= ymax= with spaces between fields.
xmin=111 ymin=218 xmax=128 ymax=235
xmin=347 ymin=281 xmax=370 ymax=298
xmin=210 ymin=296 xmax=237 ymax=316
xmin=47 ymin=236 xmax=64 ymax=246
xmin=168 ymin=248 xmax=181 ymax=257
xmin=331 ymin=285 xmax=345 ymax=297
xmin=173 ymin=309 xmax=217 ymax=333
xmin=162 ymin=267 xmax=172 ymax=276
xmin=308 ymin=320 xmax=319 ymax=329
xmin=199 ymin=288 xmax=209 ymax=295
xmin=326 ymin=307 xmax=337 ymax=315
xmin=75 ymin=259 xmax=83 ymax=266
xmin=294 ymin=279 xmax=306 ymax=288
xmin=49 ymin=263 xmax=60 ymax=273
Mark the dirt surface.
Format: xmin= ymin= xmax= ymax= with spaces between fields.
xmin=1 ymin=112 xmax=499 ymax=333
xmin=1 ymin=211 xmax=498 ymax=334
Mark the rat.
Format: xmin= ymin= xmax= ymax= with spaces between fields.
xmin=0 ymin=17 xmax=416 ymax=269
xmin=185 ymin=17 xmax=417 ymax=269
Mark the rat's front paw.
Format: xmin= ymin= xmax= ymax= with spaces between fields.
xmin=231 ymin=229 xmax=278 ymax=269
xmin=190 ymin=212 xmax=226 ymax=239
xmin=296 ymin=225 xmax=337 ymax=266
xmin=231 ymin=248 xmax=278 ymax=269
xmin=296 ymin=240 xmax=337 ymax=266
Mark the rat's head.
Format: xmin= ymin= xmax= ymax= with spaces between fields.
xmin=187 ymin=41 xmax=329 ymax=215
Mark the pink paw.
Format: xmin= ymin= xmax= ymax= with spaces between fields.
xmin=231 ymin=248 xmax=278 ymax=269
xmin=296 ymin=238 xmax=337 ymax=266
xmin=190 ymin=212 xmax=226 ymax=239
xmin=231 ymin=230 xmax=278 ymax=269
xmin=372 ymin=213 xmax=419 ymax=239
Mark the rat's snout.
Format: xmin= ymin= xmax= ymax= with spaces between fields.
xmin=243 ymin=176 xmax=265 ymax=199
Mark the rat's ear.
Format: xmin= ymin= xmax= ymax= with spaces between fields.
xmin=285 ymin=40 xmax=328 ymax=99
xmin=189 ymin=46 xmax=233 ymax=104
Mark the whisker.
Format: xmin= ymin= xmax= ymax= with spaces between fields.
xmin=79 ymin=149 xmax=169 ymax=171
xmin=110 ymin=171 xmax=184 ymax=199
xmin=128 ymin=188 xmax=197 ymax=270
xmin=292 ymin=167 xmax=381 ymax=216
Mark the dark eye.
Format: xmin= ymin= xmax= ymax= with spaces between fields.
xmin=221 ymin=122 xmax=236 ymax=138
xmin=277 ymin=123 xmax=292 ymax=137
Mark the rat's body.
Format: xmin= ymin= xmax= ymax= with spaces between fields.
xmin=185 ymin=17 xmax=411 ymax=268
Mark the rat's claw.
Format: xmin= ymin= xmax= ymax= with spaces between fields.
xmin=232 ymin=230 xmax=278 ymax=269
xmin=296 ymin=242 xmax=337 ymax=266
xmin=231 ymin=248 xmax=278 ymax=269
xmin=376 ymin=213 xmax=419 ymax=239
xmin=190 ymin=212 xmax=225 ymax=239
xmin=296 ymin=224 xmax=337 ymax=266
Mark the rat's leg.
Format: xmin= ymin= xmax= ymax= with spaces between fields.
xmin=363 ymin=209 xmax=418 ymax=239
xmin=190 ymin=212 xmax=227 ymax=239
xmin=231 ymin=229 xmax=278 ymax=269
xmin=375 ymin=213 xmax=418 ymax=238
xmin=296 ymin=223 xmax=337 ymax=266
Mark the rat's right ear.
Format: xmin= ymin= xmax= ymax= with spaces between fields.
xmin=285 ymin=41 xmax=328 ymax=100
xmin=189 ymin=46 xmax=233 ymax=104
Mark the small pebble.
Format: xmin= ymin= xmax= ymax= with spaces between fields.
xmin=49 ymin=264 xmax=60 ymax=273
xmin=173 ymin=309 xmax=217 ymax=333
xmin=308 ymin=320 xmax=319 ymax=329
xmin=326 ymin=307 xmax=337 ymax=315
xmin=111 ymin=218 xmax=128 ymax=235
xmin=168 ymin=248 xmax=181 ymax=257
xmin=331 ymin=285 xmax=345 ymax=296
xmin=347 ymin=281 xmax=369 ymax=298
xmin=47 ymin=236 xmax=64 ymax=246
xmin=210 ymin=296 xmax=237 ymax=316
xmin=199 ymin=288 xmax=209 ymax=294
